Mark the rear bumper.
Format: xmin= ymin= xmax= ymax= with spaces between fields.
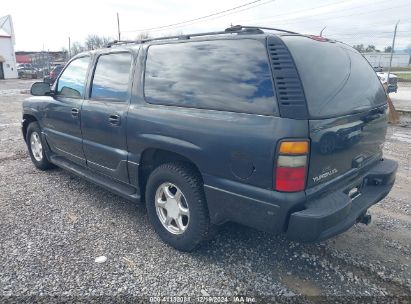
xmin=287 ymin=158 xmax=397 ymax=242
xmin=204 ymin=158 xmax=397 ymax=242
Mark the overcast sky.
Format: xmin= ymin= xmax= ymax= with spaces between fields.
xmin=2 ymin=0 xmax=411 ymax=51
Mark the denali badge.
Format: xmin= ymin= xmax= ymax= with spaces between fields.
xmin=313 ymin=168 xmax=338 ymax=183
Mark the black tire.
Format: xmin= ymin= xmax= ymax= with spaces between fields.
xmin=26 ymin=122 xmax=54 ymax=170
xmin=145 ymin=162 xmax=213 ymax=251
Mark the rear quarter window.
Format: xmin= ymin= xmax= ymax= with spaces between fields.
xmin=282 ymin=36 xmax=387 ymax=118
xmin=144 ymin=39 xmax=278 ymax=115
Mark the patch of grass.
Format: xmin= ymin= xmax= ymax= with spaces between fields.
xmin=385 ymin=66 xmax=411 ymax=72
xmin=398 ymin=73 xmax=411 ymax=82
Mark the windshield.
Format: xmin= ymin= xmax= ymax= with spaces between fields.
xmin=282 ymin=36 xmax=387 ymax=118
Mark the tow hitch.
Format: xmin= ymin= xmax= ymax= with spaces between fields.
xmin=357 ymin=213 xmax=372 ymax=225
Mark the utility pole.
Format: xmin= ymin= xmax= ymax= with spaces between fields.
xmin=42 ymin=44 xmax=45 ymax=76
xmin=386 ymin=20 xmax=400 ymax=125
xmin=68 ymin=37 xmax=71 ymax=60
xmin=117 ymin=13 xmax=121 ymax=41
xmin=387 ymin=20 xmax=400 ymax=84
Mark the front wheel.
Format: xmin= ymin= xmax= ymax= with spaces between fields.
xmin=145 ymin=162 xmax=213 ymax=251
xmin=26 ymin=122 xmax=54 ymax=170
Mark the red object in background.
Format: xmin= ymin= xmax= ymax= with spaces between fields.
xmin=16 ymin=55 xmax=32 ymax=64
xmin=307 ymin=35 xmax=329 ymax=42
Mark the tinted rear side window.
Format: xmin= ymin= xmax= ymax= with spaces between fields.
xmin=282 ymin=36 xmax=387 ymax=118
xmin=91 ymin=52 xmax=132 ymax=101
xmin=144 ymin=39 xmax=277 ymax=115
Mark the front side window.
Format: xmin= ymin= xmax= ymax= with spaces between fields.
xmin=56 ymin=56 xmax=90 ymax=98
xmin=91 ymin=53 xmax=132 ymax=101
xmin=144 ymin=39 xmax=277 ymax=115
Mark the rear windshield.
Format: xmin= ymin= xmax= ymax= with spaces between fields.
xmin=282 ymin=36 xmax=387 ymax=118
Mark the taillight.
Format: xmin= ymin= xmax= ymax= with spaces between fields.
xmin=275 ymin=140 xmax=309 ymax=192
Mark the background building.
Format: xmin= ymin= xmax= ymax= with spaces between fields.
xmin=15 ymin=51 xmax=67 ymax=67
xmin=0 ymin=15 xmax=18 ymax=79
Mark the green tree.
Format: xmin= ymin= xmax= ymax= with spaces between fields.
xmin=365 ymin=45 xmax=377 ymax=52
xmin=384 ymin=46 xmax=392 ymax=52
xmin=353 ymin=44 xmax=365 ymax=52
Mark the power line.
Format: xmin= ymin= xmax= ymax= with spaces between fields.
xmin=129 ymin=0 xmax=351 ymax=35
xmin=122 ymin=0 xmax=270 ymax=33
xmin=272 ymin=3 xmax=411 ymax=26
xmin=0 ymin=15 xmax=10 ymax=29
xmin=327 ymin=30 xmax=410 ymax=38
xmin=144 ymin=0 xmax=277 ymax=34
xmin=327 ymin=28 xmax=411 ymax=36
xmin=141 ymin=0 xmax=408 ymax=37
xmin=118 ymin=0 xmax=411 ymax=49
xmin=234 ymin=0 xmax=357 ymax=25
xmin=320 ymin=20 xmax=411 ymax=40
xmin=245 ymin=1 xmax=410 ymax=27
xmin=326 ymin=20 xmax=411 ymax=32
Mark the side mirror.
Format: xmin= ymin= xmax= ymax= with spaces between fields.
xmin=30 ymin=82 xmax=52 ymax=96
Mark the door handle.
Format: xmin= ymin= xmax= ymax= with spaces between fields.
xmin=71 ymin=108 xmax=79 ymax=117
xmin=108 ymin=114 xmax=121 ymax=126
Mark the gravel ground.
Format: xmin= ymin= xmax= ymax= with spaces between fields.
xmin=391 ymin=82 xmax=411 ymax=112
xmin=0 ymin=79 xmax=410 ymax=303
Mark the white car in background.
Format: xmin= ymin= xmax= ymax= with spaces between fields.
xmin=376 ymin=72 xmax=398 ymax=93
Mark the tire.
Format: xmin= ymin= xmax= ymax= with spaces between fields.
xmin=26 ymin=122 xmax=54 ymax=170
xmin=145 ymin=162 xmax=213 ymax=251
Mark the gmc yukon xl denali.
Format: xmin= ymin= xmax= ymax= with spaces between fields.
xmin=22 ymin=26 xmax=398 ymax=251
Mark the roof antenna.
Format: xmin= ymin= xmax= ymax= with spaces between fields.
xmin=319 ymin=26 xmax=326 ymax=37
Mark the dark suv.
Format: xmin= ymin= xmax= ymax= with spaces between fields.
xmin=22 ymin=26 xmax=397 ymax=251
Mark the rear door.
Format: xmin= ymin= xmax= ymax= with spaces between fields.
xmin=282 ymin=36 xmax=388 ymax=189
xmin=81 ymin=51 xmax=133 ymax=183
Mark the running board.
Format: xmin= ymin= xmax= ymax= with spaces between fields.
xmin=49 ymin=155 xmax=141 ymax=202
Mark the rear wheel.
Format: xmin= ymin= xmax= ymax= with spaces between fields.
xmin=145 ymin=162 xmax=213 ymax=251
xmin=26 ymin=122 xmax=54 ymax=170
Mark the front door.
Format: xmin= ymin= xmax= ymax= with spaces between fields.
xmin=42 ymin=56 xmax=91 ymax=165
xmin=81 ymin=52 xmax=133 ymax=183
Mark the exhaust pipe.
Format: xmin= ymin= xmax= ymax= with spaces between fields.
xmin=358 ymin=213 xmax=372 ymax=225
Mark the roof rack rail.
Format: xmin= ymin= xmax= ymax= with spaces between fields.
xmin=107 ymin=40 xmax=142 ymax=47
xmin=229 ymin=25 xmax=301 ymax=35
xmin=107 ymin=29 xmax=235 ymax=47
xmin=106 ymin=25 xmax=301 ymax=47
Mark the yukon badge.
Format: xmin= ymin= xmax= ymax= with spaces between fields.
xmin=313 ymin=168 xmax=338 ymax=183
